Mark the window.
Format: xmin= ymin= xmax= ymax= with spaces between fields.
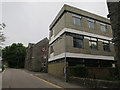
xmin=103 ymin=41 xmax=110 ymax=52
xmin=73 ymin=37 xmax=84 ymax=48
xmin=50 ymin=45 xmax=54 ymax=54
xmin=72 ymin=17 xmax=82 ymax=26
xmin=42 ymin=47 xmax=46 ymax=51
xmin=100 ymin=24 xmax=107 ymax=32
xmin=88 ymin=21 xmax=95 ymax=30
xmin=89 ymin=38 xmax=98 ymax=50
xmin=51 ymin=29 xmax=54 ymax=37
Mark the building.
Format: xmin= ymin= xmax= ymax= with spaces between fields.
xmin=48 ymin=4 xmax=115 ymax=78
xmin=25 ymin=37 xmax=49 ymax=72
xmin=107 ymin=2 xmax=120 ymax=68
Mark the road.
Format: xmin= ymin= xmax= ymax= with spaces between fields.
xmin=2 ymin=68 xmax=62 ymax=88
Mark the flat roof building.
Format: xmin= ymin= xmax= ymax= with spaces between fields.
xmin=48 ymin=4 xmax=115 ymax=78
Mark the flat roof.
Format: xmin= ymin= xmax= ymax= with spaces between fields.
xmin=49 ymin=4 xmax=110 ymax=30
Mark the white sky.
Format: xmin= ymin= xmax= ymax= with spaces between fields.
xmin=1 ymin=0 xmax=109 ymax=47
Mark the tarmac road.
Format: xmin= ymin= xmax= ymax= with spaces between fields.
xmin=2 ymin=68 xmax=61 ymax=88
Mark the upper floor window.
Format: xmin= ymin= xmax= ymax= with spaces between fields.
xmin=89 ymin=38 xmax=98 ymax=50
xmin=100 ymin=24 xmax=107 ymax=32
xmin=103 ymin=41 xmax=110 ymax=52
xmin=88 ymin=20 xmax=95 ymax=30
xmin=73 ymin=36 xmax=84 ymax=48
xmin=51 ymin=29 xmax=54 ymax=37
xmin=50 ymin=45 xmax=54 ymax=54
xmin=72 ymin=17 xmax=82 ymax=26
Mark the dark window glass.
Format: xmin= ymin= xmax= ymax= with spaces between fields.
xmin=50 ymin=45 xmax=54 ymax=54
xmin=73 ymin=37 xmax=84 ymax=48
xmin=103 ymin=42 xmax=110 ymax=52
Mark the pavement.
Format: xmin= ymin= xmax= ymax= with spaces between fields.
xmin=2 ymin=68 xmax=83 ymax=89
xmin=24 ymin=69 xmax=84 ymax=88
xmin=0 ymin=73 xmax=2 ymax=90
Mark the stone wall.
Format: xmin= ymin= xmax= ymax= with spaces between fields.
xmin=69 ymin=77 xmax=120 ymax=88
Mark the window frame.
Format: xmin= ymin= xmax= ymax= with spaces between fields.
xmin=89 ymin=37 xmax=98 ymax=50
xmin=88 ymin=20 xmax=95 ymax=30
xmin=103 ymin=41 xmax=110 ymax=52
xmin=51 ymin=29 xmax=54 ymax=37
xmin=72 ymin=16 xmax=82 ymax=26
xmin=50 ymin=45 xmax=54 ymax=54
xmin=100 ymin=24 xmax=107 ymax=32
xmin=73 ymin=37 xmax=84 ymax=49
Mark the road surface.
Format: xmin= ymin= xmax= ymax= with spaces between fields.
xmin=2 ymin=68 xmax=61 ymax=88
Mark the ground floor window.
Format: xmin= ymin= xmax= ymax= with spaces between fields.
xmin=49 ymin=58 xmax=113 ymax=68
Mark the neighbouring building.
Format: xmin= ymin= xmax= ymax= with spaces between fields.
xmin=25 ymin=37 xmax=49 ymax=72
xmin=48 ymin=4 xmax=116 ymax=78
xmin=107 ymin=1 xmax=120 ymax=68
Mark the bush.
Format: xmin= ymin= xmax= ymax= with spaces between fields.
xmin=68 ymin=66 xmax=120 ymax=81
xmin=2 ymin=65 xmax=4 ymax=72
xmin=69 ymin=65 xmax=88 ymax=78
xmin=108 ymin=67 xmax=120 ymax=81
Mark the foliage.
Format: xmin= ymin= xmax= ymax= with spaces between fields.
xmin=108 ymin=67 xmax=120 ymax=81
xmin=2 ymin=43 xmax=27 ymax=68
xmin=69 ymin=65 xmax=88 ymax=78
xmin=2 ymin=65 xmax=4 ymax=72
xmin=68 ymin=66 xmax=120 ymax=81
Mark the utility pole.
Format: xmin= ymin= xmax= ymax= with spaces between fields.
xmin=59 ymin=33 xmax=68 ymax=82
xmin=64 ymin=33 xmax=67 ymax=82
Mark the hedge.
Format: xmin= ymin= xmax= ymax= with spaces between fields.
xmin=68 ymin=65 xmax=120 ymax=81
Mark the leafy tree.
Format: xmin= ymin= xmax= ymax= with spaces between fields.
xmin=2 ymin=43 xmax=27 ymax=68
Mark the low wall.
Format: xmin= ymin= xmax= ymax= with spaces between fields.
xmin=69 ymin=77 xmax=120 ymax=88
xmin=67 ymin=66 xmax=120 ymax=80
xmin=48 ymin=62 xmax=65 ymax=78
xmin=87 ymin=67 xmax=110 ymax=79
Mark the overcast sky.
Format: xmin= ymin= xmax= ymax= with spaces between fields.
xmin=2 ymin=1 xmax=109 ymax=47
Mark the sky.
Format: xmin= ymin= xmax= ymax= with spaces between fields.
xmin=1 ymin=0 xmax=109 ymax=47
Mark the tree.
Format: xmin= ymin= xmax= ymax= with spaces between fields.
xmin=0 ymin=23 xmax=6 ymax=69
xmin=2 ymin=43 xmax=27 ymax=68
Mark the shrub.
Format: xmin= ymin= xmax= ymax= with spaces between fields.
xmin=108 ymin=67 xmax=120 ymax=81
xmin=2 ymin=65 xmax=4 ymax=72
xmin=69 ymin=65 xmax=88 ymax=78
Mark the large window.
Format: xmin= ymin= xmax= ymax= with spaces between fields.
xmin=72 ymin=17 xmax=82 ymax=26
xmin=73 ymin=37 xmax=84 ymax=48
xmin=89 ymin=38 xmax=98 ymax=50
xmin=100 ymin=24 xmax=107 ymax=32
xmin=103 ymin=41 xmax=110 ymax=52
xmin=88 ymin=21 xmax=95 ymax=30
